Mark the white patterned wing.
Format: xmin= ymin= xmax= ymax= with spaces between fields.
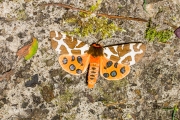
xmin=50 ymin=31 xmax=89 ymax=55
xmin=103 ymin=43 xmax=146 ymax=66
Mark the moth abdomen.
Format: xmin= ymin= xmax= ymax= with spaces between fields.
xmin=88 ymin=56 xmax=100 ymax=88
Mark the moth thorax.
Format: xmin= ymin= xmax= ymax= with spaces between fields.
xmin=87 ymin=43 xmax=103 ymax=57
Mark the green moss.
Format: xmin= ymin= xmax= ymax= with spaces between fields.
xmin=156 ymin=30 xmax=173 ymax=42
xmin=64 ymin=1 xmax=122 ymax=39
xmin=66 ymin=16 xmax=122 ymax=39
xmin=145 ymin=27 xmax=173 ymax=43
xmin=89 ymin=0 xmax=102 ymax=12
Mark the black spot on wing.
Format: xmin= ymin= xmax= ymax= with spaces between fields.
xmin=110 ymin=70 xmax=117 ymax=77
xmin=114 ymin=62 xmax=118 ymax=68
xmin=120 ymin=67 xmax=125 ymax=74
xmin=77 ymin=56 xmax=82 ymax=64
xmin=62 ymin=57 xmax=68 ymax=64
xmin=71 ymin=56 xmax=75 ymax=61
xmin=76 ymin=69 xmax=82 ymax=74
xmin=106 ymin=61 xmax=113 ymax=68
xmin=103 ymin=73 xmax=109 ymax=78
xmin=69 ymin=64 xmax=76 ymax=71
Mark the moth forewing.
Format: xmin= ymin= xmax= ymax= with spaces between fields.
xmin=103 ymin=43 xmax=146 ymax=66
xmin=50 ymin=31 xmax=64 ymax=51
xmin=132 ymin=43 xmax=146 ymax=64
xmin=50 ymin=31 xmax=89 ymax=55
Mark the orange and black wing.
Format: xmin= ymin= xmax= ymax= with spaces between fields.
xmin=59 ymin=54 xmax=90 ymax=75
xmin=100 ymin=56 xmax=130 ymax=80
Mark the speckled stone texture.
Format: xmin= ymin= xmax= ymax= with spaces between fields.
xmin=0 ymin=0 xmax=180 ymax=120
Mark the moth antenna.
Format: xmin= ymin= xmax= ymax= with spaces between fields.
xmin=97 ymin=39 xmax=103 ymax=44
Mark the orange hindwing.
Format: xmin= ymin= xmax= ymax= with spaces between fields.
xmin=100 ymin=56 xmax=130 ymax=80
xmin=59 ymin=54 xmax=90 ymax=75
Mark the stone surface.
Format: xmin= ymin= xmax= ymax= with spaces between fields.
xmin=0 ymin=0 xmax=180 ymax=120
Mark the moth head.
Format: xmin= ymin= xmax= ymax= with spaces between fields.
xmin=87 ymin=43 xmax=103 ymax=57
xmin=92 ymin=43 xmax=101 ymax=47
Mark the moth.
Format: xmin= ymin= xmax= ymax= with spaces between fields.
xmin=50 ymin=31 xmax=146 ymax=88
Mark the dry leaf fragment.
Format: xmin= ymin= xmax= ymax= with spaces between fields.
xmin=16 ymin=37 xmax=38 ymax=60
xmin=16 ymin=43 xmax=31 ymax=60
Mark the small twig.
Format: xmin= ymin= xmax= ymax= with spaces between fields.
xmin=105 ymin=100 xmax=127 ymax=106
xmin=157 ymin=41 xmax=172 ymax=44
xmin=163 ymin=20 xmax=178 ymax=30
xmin=42 ymin=3 xmax=148 ymax=22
